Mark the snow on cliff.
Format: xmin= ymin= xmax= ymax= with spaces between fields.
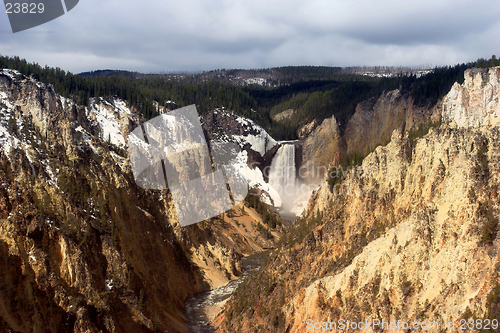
xmin=232 ymin=115 xmax=277 ymax=156
xmin=88 ymin=98 xmax=129 ymax=148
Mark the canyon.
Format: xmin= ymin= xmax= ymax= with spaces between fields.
xmin=1 ymin=64 xmax=499 ymax=333
xmin=0 ymin=70 xmax=282 ymax=332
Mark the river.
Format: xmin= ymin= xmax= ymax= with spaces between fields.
xmin=184 ymin=250 xmax=271 ymax=333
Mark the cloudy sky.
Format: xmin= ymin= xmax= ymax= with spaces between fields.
xmin=1 ymin=0 xmax=499 ymax=73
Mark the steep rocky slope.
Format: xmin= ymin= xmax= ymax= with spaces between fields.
xmin=297 ymin=81 xmax=439 ymax=187
xmin=442 ymin=67 xmax=500 ymax=128
xmin=0 ymin=70 xmax=281 ymax=333
xmin=298 ymin=117 xmax=342 ymax=185
xmin=344 ymin=88 xmax=440 ymax=155
xmin=202 ymin=108 xmax=283 ymax=207
xmin=218 ymin=67 xmax=500 ymax=333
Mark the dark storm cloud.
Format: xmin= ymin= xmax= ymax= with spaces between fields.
xmin=0 ymin=0 xmax=498 ymax=73
xmin=333 ymin=1 xmax=500 ymax=46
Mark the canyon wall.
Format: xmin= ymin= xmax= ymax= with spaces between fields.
xmin=298 ymin=83 xmax=439 ymax=187
xmin=442 ymin=67 xmax=500 ymax=128
xmin=0 ymin=70 xmax=279 ymax=333
xmin=218 ymin=67 xmax=500 ymax=333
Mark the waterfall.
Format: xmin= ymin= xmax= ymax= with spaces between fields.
xmin=268 ymin=144 xmax=296 ymax=211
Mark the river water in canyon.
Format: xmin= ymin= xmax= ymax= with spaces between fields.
xmin=184 ymin=250 xmax=272 ymax=333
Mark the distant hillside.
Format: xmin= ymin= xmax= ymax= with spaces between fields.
xmin=78 ymin=69 xmax=141 ymax=79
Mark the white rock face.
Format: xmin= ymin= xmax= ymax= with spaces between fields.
xmin=88 ymin=97 xmax=135 ymax=148
xmin=232 ymin=115 xmax=277 ymax=156
xmin=442 ymin=67 xmax=500 ymax=128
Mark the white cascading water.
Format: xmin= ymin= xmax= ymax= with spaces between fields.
xmin=268 ymin=144 xmax=296 ymax=213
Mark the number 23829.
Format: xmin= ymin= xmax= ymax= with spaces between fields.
xmin=5 ymin=3 xmax=45 ymax=14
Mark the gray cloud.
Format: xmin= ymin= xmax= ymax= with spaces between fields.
xmin=0 ymin=0 xmax=498 ymax=73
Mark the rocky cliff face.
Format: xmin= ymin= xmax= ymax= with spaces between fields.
xmin=0 ymin=70 xmax=280 ymax=333
xmin=298 ymin=117 xmax=342 ymax=185
xmin=344 ymin=88 xmax=440 ymax=155
xmin=298 ymin=83 xmax=439 ymax=187
xmin=202 ymin=108 xmax=278 ymax=174
xmin=443 ymin=67 xmax=500 ymax=128
xmin=218 ymin=67 xmax=500 ymax=333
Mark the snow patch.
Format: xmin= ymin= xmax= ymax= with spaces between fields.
xmin=0 ymin=69 xmax=20 ymax=79
xmin=75 ymin=125 xmax=100 ymax=155
xmin=243 ymin=78 xmax=266 ymax=86
xmin=232 ymin=116 xmax=277 ymax=156
xmin=87 ymin=141 xmax=100 ymax=156
xmin=40 ymin=159 xmax=58 ymax=188
xmin=233 ymin=132 xmax=277 ymax=156
xmin=25 ymin=151 xmax=36 ymax=177
xmin=105 ymin=279 xmax=113 ymax=291
xmin=89 ymin=100 xmax=126 ymax=148
xmin=45 ymin=164 xmax=58 ymax=187
xmin=136 ymin=206 xmax=150 ymax=215
xmin=113 ymin=98 xmax=131 ymax=114
xmin=75 ymin=125 xmax=90 ymax=141
xmin=217 ymin=147 xmax=282 ymax=207
xmin=0 ymin=123 xmax=21 ymax=158
xmin=59 ymin=96 xmax=73 ymax=109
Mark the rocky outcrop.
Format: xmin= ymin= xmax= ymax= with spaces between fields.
xmin=218 ymin=67 xmax=500 ymax=333
xmin=272 ymin=109 xmax=296 ymax=123
xmin=344 ymin=88 xmax=440 ymax=155
xmin=298 ymin=117 xmax=342 ymax=185
xmin=442 ymin=66 xmax=500 ymax=128
xmin=297 ymin=86 xmax=439 ymax=187
xmin=202 ymin=109 xmax=278 ymax=173
xmin=297 ymin=119 xmax=317 ymax=139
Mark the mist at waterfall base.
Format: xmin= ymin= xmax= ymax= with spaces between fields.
xmin=268 ymin=144 xmax=319 ymax=220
